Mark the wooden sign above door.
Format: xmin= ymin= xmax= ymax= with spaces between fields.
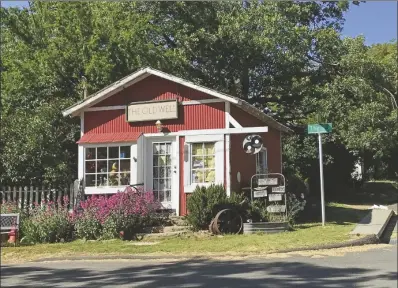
xmin=126 ymin=99 xmax=178 ymax=122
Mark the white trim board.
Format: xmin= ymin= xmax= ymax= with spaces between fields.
xmin=143 ymin=127 xmax=268 ymax=138
xmin=85 ymin=99 xmax=224 ymax=112
xmin=225 ymin=102 xmax=231 ymax=197
xmin=182 ymin=99 xmax=223 ymax=105
xmin=185 ymin=134 xmax=224 ymax=143
xmin=78 ymin=112 xmax=85 ymax=180
xmin=175 ymin=135 xmax=180 ymax=216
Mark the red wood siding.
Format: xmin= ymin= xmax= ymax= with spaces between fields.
xmin=93 ymin=75 xmax=212 ymax=107
xmin=84 ymin=103 xmax=225 ymax=134
xmin=229 ymin=106 xmax=281 ymax=193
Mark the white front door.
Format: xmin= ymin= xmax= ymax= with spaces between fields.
xmin=146 ymin=138 xmax=177 ymax=210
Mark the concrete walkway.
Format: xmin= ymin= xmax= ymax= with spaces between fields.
xmin=350 ymin=209 xmax=394 ymax=238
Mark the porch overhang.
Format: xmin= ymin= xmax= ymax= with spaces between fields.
xmin=77 ymin=132 xmax=142 ymax=144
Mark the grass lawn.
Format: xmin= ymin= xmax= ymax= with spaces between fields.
xmin=1 ymin=202 xmax=368 ymax=264
xmin=2 ymin=223 xmax=358 ymax=264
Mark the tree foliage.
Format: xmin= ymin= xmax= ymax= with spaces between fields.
xmin=1 ymin=1 xmax=396 ymax=189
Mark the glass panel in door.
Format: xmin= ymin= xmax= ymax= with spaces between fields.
xmin=153 ymin=142 xmax=172 ymax=203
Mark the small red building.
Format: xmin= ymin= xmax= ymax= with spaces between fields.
xmin=63 ymin=67 xmax=292 ymax=215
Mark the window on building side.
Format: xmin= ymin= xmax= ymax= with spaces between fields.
xmin=255 ymin=148 xmax=268 ymax=174
xmin=84 ymin=146 xmax=131 ymax=187
xmin=191 ymin=142 xmax=216 ymax=184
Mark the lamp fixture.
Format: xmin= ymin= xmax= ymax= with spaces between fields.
xmin=155 ymin=120 xmax=163 ymax=132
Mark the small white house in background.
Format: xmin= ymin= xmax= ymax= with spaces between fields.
xmin=62 ymin=67 xmax=292 ymax=216
xmin=351 ymin=160 xmax=363 ymax=181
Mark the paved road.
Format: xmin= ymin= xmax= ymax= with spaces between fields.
xmin=1 ymin=246 xmax=397 ymax=287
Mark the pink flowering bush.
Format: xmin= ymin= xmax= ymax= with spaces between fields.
xmin=18 ymin=197 xmax=73 ymax=244
xmin=1 ymin=188 xmax=163 ymax=243
xmin=74 ymin=188 xmax=162 ymax=240
xmin=1 ymin=200 xmax=22 ymax=214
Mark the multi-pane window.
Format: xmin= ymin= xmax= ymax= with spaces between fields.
xmin=191 ymin=142 xmax=216 ymax=184
xmin=85 ymin=146 xmax=131 ymax=187
xmin=153 ymin=143 xmax=172 ymax=202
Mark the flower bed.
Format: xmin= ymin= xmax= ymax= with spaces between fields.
xmin=0 ymin=187 xmax=164 ymax=244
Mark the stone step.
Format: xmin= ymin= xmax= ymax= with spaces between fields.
xmin=163 ymin=225 xmax=190 ymax=233
xmin=169 ymin=216 xmax=187 ymax=227
xmin=142 ymin=230 xmax=190 ymax=239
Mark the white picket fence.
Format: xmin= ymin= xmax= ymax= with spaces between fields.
xmin=0 ymin=184 xmax=77 ymax=210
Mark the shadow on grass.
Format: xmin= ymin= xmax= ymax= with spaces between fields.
xmin=297 ymin=203 xmax=369 ymax=226
xmin=1 ymin=256 xmax=397 ymax=288
xmin=345 ymin=181 xmax=398 ymax=206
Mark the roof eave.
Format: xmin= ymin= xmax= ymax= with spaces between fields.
xmin=62 ymin=68 xmax=151 ymax=117
xmin=236 ymin=100 xmax=293 ymax=134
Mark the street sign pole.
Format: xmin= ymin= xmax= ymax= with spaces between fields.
xmin=318 ymin=133 xmax=326 ymax=226
xmin=307 ymin=123 xmax=332 ymax=227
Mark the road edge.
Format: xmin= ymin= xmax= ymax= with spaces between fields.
xmin=27 ymin=235 xmax=382 ymax=263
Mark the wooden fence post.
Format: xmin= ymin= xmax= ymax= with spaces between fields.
xmin=41 ymin=185 xmax=45 ymax=207
xmin=13 ymin=186 xmax=17 ymax=203
xmin=18 ymin=187 xmax=22 ymax=209
xmin=30 ymin=186 xmax=34 ymax=209
xmin=34 ymin=186 xmax=38 ymax=206
xmin=23 ymin=186 xmax=28 ymax=211
xmin=47 ymin=185 xmax=51 ymax=202
xmin=0 ymin=186 xmax=4 ymax=203
xmin=69 ymin=183 xmax=74 ymax=210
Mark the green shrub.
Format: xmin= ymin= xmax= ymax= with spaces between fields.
xmin=20 ymin=199 xmax=73 ymax=244
xmin=247 ymin=193 xmax=306 ymax=225
xmin=286 ymin=174 xmax=309 ymax=199
xmin=285 ymin=192 xmax=306 ymax=225
xmin=247 ymin=199 xmax=268 ymax=222
xmin=186 ymin=184 xmax=245 ymax=230
xmin=73 ymin=210 xmax=103 ymax=240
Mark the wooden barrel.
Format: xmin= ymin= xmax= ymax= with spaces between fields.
xmin=243 ymin=222 xmax=289 ymax=234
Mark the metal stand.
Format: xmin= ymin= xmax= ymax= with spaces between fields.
xmin=250 ymin=173 xmax=287 ymax=219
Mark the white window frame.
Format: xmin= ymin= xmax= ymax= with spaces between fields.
xmin=82 ymin=142 xmax=137 ymax=194
xmin=184 ymin=135 xmax=224 ymax=193
xmin=255 ymin=148 xmax=268 ymax=174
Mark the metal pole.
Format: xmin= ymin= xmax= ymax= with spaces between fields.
xmin=318 ymin=133 xmax=326 ymax=226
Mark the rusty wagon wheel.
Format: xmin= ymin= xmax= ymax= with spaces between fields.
xmin=211 ymin=209 xmax=243 ymax=235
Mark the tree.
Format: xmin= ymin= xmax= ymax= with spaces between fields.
xmin=315 ymin=38 xmax=398 ymax=180
xmin=0 ymin=2 xmax=186 ymax=185
xmin=1 ymin=1 xmax=396 ymax=189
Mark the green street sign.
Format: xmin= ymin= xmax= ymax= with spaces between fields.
xmin=307 ymin=123 xmax=332 ymax=134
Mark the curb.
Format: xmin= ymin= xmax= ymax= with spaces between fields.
xmin=388 ymin=238 xmax=397 ymax=245
xmin=31 ymin=235 xmax=381 ymax=263
xmin=269 ymin=234 xmax=381 ymax=254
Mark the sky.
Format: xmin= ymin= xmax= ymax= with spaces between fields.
xmin=1 ymin=1 xmax=397 ymax=45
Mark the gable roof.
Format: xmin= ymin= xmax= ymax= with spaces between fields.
xmin=62 ymin=67 xmax=293 ymax=133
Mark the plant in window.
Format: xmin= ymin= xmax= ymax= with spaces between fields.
xmin=108 ymin=162 xmax=118 ymax=186
xmin=191 ymin=142 xmax=216 ymax=185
